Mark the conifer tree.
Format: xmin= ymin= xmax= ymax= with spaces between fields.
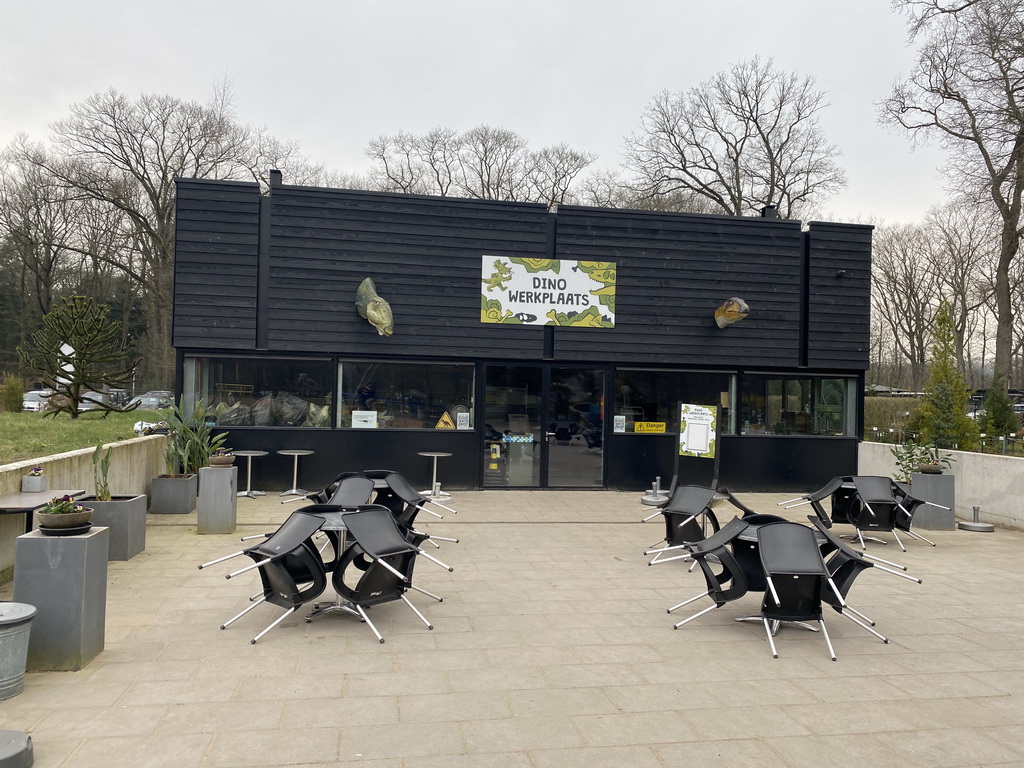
xmin=919 ymin=301 xmax=978 ymax=450
xmin=17 ymin=296 xmax=139 ymax=419
xmin=980 ymin=374 xmax=1018 ymax=439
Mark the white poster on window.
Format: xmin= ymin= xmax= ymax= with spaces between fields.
xmin=679 ymin=404 xmax=717 ymax=458
xmin=351 ymin=410 xmax=378 ymax=429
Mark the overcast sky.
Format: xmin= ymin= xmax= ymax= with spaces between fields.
xmin=1 ymin=0 xmax=949 ymax=224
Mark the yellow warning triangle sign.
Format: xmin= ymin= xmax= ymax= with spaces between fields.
xmin=435 ymin=411 xmax=456 ymax=429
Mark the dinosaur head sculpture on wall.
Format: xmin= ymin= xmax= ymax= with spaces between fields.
xmin=355 ymin=277 xmax=394 ymax=336
xmin=714 ymin=297 xmax=750 ymax=329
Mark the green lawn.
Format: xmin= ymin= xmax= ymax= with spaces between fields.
xmin=0 ymin=410 xmax=168 ymax=465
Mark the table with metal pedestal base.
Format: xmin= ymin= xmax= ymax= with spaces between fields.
xmin=417 ymin=451 xmax=452 ymax=499
xmin=233 ymin=450 xmax=268 ymax=499
xmin=278 ymin=449 xmax=314 ymax=497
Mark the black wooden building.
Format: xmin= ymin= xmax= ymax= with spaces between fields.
xmin=172 ymin=172 xmax=871 ymax=493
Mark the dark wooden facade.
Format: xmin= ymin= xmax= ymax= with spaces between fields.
xmin=173 ymin=176 xmax=871 ymax=492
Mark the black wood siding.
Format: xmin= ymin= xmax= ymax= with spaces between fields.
xmin=265 ymin=188 xmax=550 ymax=358
xmin=806 ymin=221 xmax=872 ymax=370
xmin=173 ymin=182 xmax=872 ymax=370
xmin=173 ymin=180 xmax=261 ymax=349
xmin=553 ymin=206 xmax=804 ymax=367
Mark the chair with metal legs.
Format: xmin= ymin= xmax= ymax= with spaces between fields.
xmin=756 ymin=521 xmax=846 ymax=661
xmin=643 ymin=484 xmax=721 ymax=565
xmin=306 ymin=504 xmax=448 ymax=643
xmin=849 ymin=476 xmax=907 ymax=551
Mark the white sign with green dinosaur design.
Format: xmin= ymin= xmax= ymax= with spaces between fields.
xmin=480 ymin=255 xmax=616 ymax=327
xmin=679 ymin=404 xmax=717 ymax=458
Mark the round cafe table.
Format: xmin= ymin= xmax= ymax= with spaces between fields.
xmin=417 ymin=451 xmax=452 ymax=499
xmin=278 ymin=449 xmax=314 ymax=497
xmin=233 ymin=450 xmax=268 ymax=499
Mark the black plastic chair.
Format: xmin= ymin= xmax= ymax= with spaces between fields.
xmin=892 ymin=483 xmax=940 ymax=547
xmin=643 ymin=484 xmax=721 ymax=565
xmin=778 ymin=476 xmax=847 ymax=527
xmin=757 ymin=521 xmax=844 ymax=661
xmin=666 ymin=517 xmax=750 ymax=629
xmin=308 ymin=505 xmax=445 ymax=643
xmin=807 ymin=516 xmax=920 ymax=645
xmin=382 ymin=471 xmax=460 ymax=550
xmin=850 ymin=476 xmax=907 ymax=551
xmin=215 ymin=512 xmax=328 ymax=644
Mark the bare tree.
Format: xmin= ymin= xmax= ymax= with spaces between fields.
xmin=7 ymin=83 xmax=326 ymax=387
xmin=623 ymin=57 xmax=846 ymax=219
xmin=871 ymin=223 xmax=942 ymax=390
xmin=883 ymin=0 xmax=1024 ymax=386
xmin=366 ymin=125 xmax=596 ymax=205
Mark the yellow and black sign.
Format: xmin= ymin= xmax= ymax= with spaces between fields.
xmin=435 ymin=412 xmax=456 ymax=429
xmin=634 ymin=421 xmax=666 ymax=433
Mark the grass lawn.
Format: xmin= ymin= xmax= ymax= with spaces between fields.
xmin=0 ymin=410 xmax=168 ymax=465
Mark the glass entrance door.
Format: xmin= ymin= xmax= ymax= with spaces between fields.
xmin=482 ymin=365 xmax=605 ymax=488
xmin=547 ymin=367 xmax=604 ymax=487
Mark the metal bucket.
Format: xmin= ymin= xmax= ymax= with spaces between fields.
xmin=0 ymin=604 xmax=35 ymax=700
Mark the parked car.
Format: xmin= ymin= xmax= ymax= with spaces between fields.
xmin=127 ymin=394 xmax=173 ymax=410
xmin=22 ymin=390 xmax=54 ymax=412
xmin=77 ymin=391 xmax=109 ymax=412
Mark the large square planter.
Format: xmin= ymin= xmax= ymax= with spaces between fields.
xmin=909 ymin=472 xmax=956 ymax=529
xmin=81 ymin=495 xmax=147 ymax=560
xmin=21 ymin=476 xmax=47 ymax=493
xmin=149 ymin=474 xmax=198 ymax=514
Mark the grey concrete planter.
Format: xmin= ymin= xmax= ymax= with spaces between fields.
xmin=81 ymin=495 xmax=147 ymax=560
xmin=149 ymin=474 xmax=198 ymax=514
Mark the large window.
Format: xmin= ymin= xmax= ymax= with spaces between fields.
xmin=184 ymin=356 xmax=333 ymax=427
xmin=739 ymin=374 xmax=855 ymax=436
xmin=613 ymin=369 xmax=733 ymax=433
xmin=338 ymin=362 xmax=474 ymax=429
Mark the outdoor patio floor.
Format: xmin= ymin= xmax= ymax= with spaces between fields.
xmin=1 ymin=489 xmax=1022 ymax=768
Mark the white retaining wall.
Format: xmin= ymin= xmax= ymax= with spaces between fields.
xmin=0 ymin=435 xmax=167 ymax=581
xmin=859 ymin=441 xmax=1024 ymax=531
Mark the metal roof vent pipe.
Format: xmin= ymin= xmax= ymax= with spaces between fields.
xmin=760 ymin=204 xmax=777 ymax=218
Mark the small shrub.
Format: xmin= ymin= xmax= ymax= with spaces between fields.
xmin=0 ymin=373 xmax=23 ymax=413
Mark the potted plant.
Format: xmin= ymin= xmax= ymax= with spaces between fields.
xmin=208 ymin=447 xmax=236 ymax=467
xmin=34 ymin=494 xmax=93 ymax=534
xmin=918 ymin=444 xmax=954 ymax=474
xmin=80 ymin=443 xmax=147 ymax=560
xmin=150 ymin=398 xmax=227 ymax=514
xmin=21 ymin=466 xmax=47 ymax=494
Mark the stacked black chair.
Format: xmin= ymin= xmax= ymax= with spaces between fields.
xmin=807 ymin=516 xmax=922 ymax=645
xmin=777 ymin=476 xmax=847 ymax=527
xmin=892 ymin=482 xmax=941 ymax=547
xmin=383 ymin=471 xmax=460 ymax=549
xmin=643 ymin=484 xmax=721 ymax=565
xmin=209 ymin=512 xmax=328 ymax=644
xmin=665 ymin=517 xmax=750 ymax=630
xmin=757 ymin=521 xmax=845 ymax=661
xmin=850 ymin=476 xmax=908 ymax=551
xmin=306 ymin=504 xmax=447 ymax=644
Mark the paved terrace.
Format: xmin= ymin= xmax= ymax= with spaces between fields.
xmin=1 ymin=490 xmax=1022 ymax=768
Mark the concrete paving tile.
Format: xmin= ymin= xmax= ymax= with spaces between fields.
xmin=344 ymin=670 xmax=450 ymax=697
xmin=405 ymin=753 xmax=532 ymax=768
xmin=235 ymin=672 xmax=349 ymax=701
xmin=390 ymin=648 xmax=490 ymax=672
xmin=571 ymin=709 xmax=700 ymax=746
xmin=529 ymin=744 xmax=664 ymax=767
xmin=398 ymin=690 xmax=511 ymax=723
xmin=767 ymin=732 xmax=931 ymax=768
xmin=505 ymin=687 xmax=619 ymax=717
xmin=58 ymin=734 xmax=213 ymax=768
xmin=460 ymin=714 xmax=583 ymax=753
xmin=876 ymin=727 xmax=1024 ymax=766
xmin=541 ymin=662 xmax=650 ymax=688
xmin=281 ymin=695 xmax=397 ymax=729
xmin=337 ymin=722 xmax=462 ymax=761
xmin=154 ymin=700 xmax=285 ymax=734
xmin=117 ymin=676 xmax=239 ymax=706
xmin=654 ymin=738 xmax=793 ymax=767
xmin=482 ymin=645 xmax=581 ymax=667
xmin=205 ymin=727 xmax=340 ymax=767
xmin=81 ymin=659 xmax=201 ymax=682
xmin=446 ymin=664 xmax=549 ymax=692
xmin=601 ymin=681 xmax=725 ymax=712
xmin=683 ymin=703 xmax=812 ymax=740
xmin=32 ymin=703 xmax=166 ymax=739
xmin=966 ymin=669 xmax=1024 ymax=695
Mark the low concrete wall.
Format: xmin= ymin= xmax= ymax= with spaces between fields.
xmin=859 ymin=441 xmax=1024 ymax=531
xmin=0 ymin=435 xmax=167 ymax=582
